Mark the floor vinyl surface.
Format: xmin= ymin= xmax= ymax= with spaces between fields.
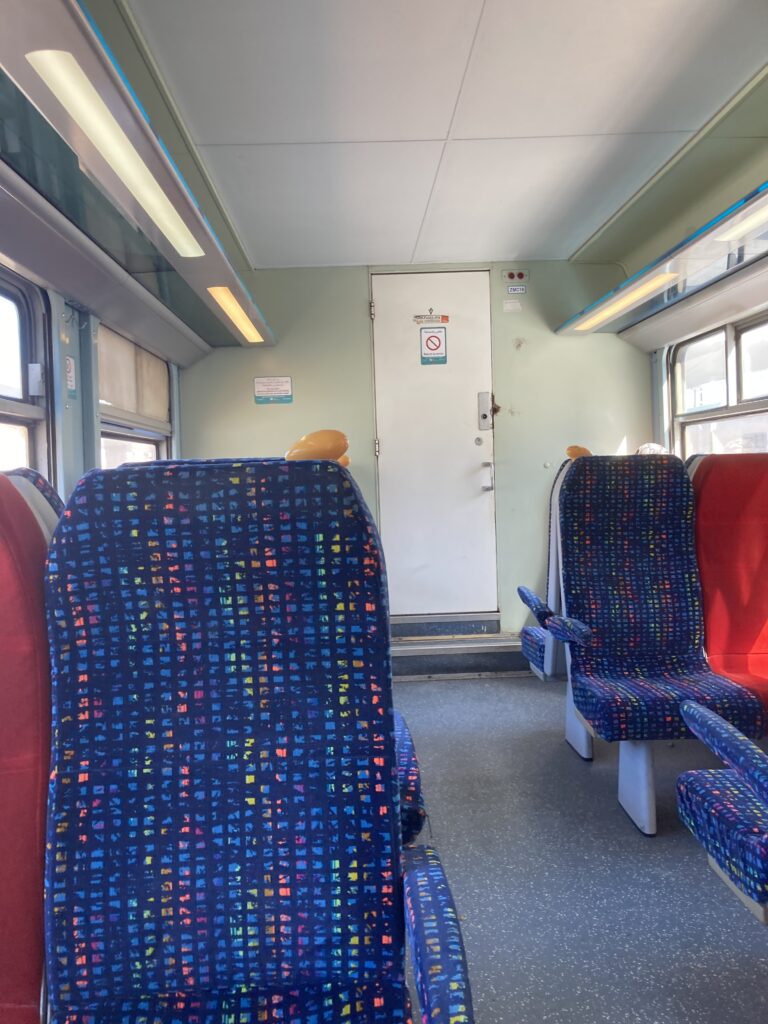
xmin=394 ymin=675 xmax=768 ymax=1024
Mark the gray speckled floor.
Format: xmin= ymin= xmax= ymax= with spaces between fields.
xmin=394 ymin=676 xmax=768 ymax=1024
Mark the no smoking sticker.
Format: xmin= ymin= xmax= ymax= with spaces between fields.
xmin=420 ymin=326 xmax=447 ymax=365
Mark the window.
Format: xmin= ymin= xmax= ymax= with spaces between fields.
xmin=671 ymin=316 xmax=768 ymax=457
xmin=741 ymin=322 xmax=768 ymax=401
xmin=676 ymin=331 xmax=727 ymax=413
xmin=0 ymin=421 xmax=30 ymax=470
xmin=0 ymin=273 xmax=47 ymax=473
xmin=683 ymin=410 xmax=768 ymax=456
xmin=0 ymin=295 xmax=23 ymax=400
xmin=100 ymin=433 xmax=161 ymax=469
xmin=98 ymin=325 xmax=172 ymax=467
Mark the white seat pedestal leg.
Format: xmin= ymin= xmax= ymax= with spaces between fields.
xmin=618 ymin=741 xmax=657 ymax=835
xmin=565 ymin=679 xmax=593 ymax=760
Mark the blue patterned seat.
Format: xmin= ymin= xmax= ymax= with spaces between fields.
xmin=678 ymin=701 xmax=768 ymax=917
xmin=44 ymin=459 xmax=472 ymax=1023
xmin=119 ymin=457 xmax=427 ymax=848
xmin=518 ymin=456 xmax=766 ymax=834
xmin=558 ymin=456 xmax=764 ymax=742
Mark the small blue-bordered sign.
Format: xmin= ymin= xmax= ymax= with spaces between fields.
xmin=420 ymin=326 xmax=447 ymax=365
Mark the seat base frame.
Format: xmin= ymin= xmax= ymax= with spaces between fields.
xmin=708 ymin=855 xmax=768 ymax=924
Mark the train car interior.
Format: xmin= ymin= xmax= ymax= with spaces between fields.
xmin=1 ymin=2 xmax=768 ymax=1022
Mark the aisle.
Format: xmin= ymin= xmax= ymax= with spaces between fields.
xmin=394 ymin=676 xmax=768 ymax=1024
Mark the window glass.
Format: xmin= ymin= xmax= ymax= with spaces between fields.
xmin=0 ymin=421 xmax=29 ymax=469
xmin=101 ymin=435 xmax=159 ymax=469
xmin=678 ymin=332 xmax=727 ymax=412
xmin=741 ymin=322 xmax=768 ymax=401
xmin=684 ymin=410 xmax=768 ymax=457
xmin=0 ymin=294 xmax=22 ymax=399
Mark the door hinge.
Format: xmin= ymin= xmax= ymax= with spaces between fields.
xmin=374 ymin=438 xmax=380 ymax=457
xmin=369 ymin=300 xmax=375 ymax=320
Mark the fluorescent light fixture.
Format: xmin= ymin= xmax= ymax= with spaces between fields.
xmin=25 ymin=50 xmax=204 ymax=259
xmin=574 ymin=272 xmax=679 ymax=332
xmin=207 ymin=287 xmax=264 ymax=343
xmin=715 ymin=204 xmax=768 ymax=244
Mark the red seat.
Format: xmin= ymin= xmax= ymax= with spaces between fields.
xmin=0 ymin=475 xmax=50 ymax=1023
xmin=693 ymin=454 xmax=768 ymax=706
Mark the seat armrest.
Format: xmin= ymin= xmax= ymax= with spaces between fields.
xmin=681 ymin=700 xmax=768 ymax=805
xmin=544 ymin=614 xmax=592 ymax=647
xmin=393 ymin=709 xmax=426 ymax=844
xmin=517 ymin=587 xmax=591 ymax=646
xmin=402 ymin=845 xmax=474 ymax=1024
xmin=517 ymin=585 xmax=554 ymax=626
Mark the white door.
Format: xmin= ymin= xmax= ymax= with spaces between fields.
xmin=372 ymin=271 xmax=497 ymax=615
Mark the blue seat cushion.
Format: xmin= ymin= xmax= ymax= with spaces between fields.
xmin=572 ymin=668 xmax=766 ymax=742
xmin=49 ymin=983 xmax=411 ymax=1024
xmin=677 ymin=768 xmax=768 ymax=905
xmin=521 ymin=626 xmax=546 ymax=674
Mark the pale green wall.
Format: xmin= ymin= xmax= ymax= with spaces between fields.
xmin=488 ymin=263 xmax=652 ymax=630
xmin=180 ymin=267 xmax=378 ymax=509
xmin=180 ymin=261 xmax=653 ymax=631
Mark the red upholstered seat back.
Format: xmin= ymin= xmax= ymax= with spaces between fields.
xmin=693 ymin=454 xmax=768 ymax=700
xmin=0 ymin=475 xmax=50 ymax=1023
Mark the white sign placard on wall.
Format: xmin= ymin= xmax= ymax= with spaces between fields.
xmin=254 ymin=376 xmax=293 ymax=404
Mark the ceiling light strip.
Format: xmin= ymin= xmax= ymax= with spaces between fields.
xmin=26 ymin=49 xmax=204 ymax=259
xmin=574 ymin=273 xmax=679 ymax=332
xmin=207 ymin=287 xmax=264 ymax=344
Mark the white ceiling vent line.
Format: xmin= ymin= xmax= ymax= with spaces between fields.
xmin=408 ymin=0 xmax=488 ymax=264
xmin=1 ymin=0 xmax=274 ymax=346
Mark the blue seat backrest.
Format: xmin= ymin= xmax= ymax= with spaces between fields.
xmin=45 ymin=460 xmax=404 ymax=1018
xmin=560 ymin=455 xmax=707 ymax=679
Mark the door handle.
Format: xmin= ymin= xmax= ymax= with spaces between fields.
xmin=477 ymin=392 xmax=493 ymax=430
xmin=481 ymin=461 xmax=494 ymax=492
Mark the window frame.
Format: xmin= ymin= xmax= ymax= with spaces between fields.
xmin=670 ymin=313 xmax=768 ymax=458
xmin=0 ymin=267 xmax=50 ymax=474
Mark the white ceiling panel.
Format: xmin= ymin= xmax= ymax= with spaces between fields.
xmin=414 ymin=134 xmax=692 ymax=263
xmin=453 ymin=0 xmax=768 ymax=139
xmin=127 ymin=0 xmax=483 ymax=144
xmin=199 ymin=142 xmax=443 ymax=267
xmin=122 ymin=0 xmax=767 ymax=265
